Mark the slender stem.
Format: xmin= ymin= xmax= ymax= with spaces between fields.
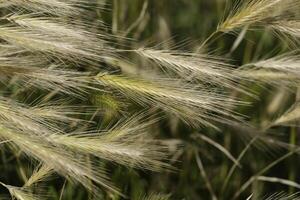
xmin=0 ymin=181 xmax=7 ymax=188
xmin=195 ymin=151 xmax=218 ymax=200
xmin=123 ymin=0 xmax=148 ymax=37
xmin=221 ymin=122 xmax=276 ymax=195
xmin=59 ymin=180 xmax=67 ymax=200
xmin=289 ymin=88 xmax=300 ymax=193
xmin=233 ymin=149 xmax=300 ymax=199
xmin=221 ymin=135 xmax=259 ymax=195
xmin=112 ymin=0 xmax=119 ymax=34
xmin=197 ymin=31 xmax=219 ymax=52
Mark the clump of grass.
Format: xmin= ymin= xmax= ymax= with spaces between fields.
xmin=1 ymin=0 xmax=300 ymax=199
xmin=0 ymin=183 xmax=41 ymax=200
xmin=236 ymin=53 xmax=300 ymax=90
xmin=218 ymin=0 xmax=300 ymax=32
xmin=0 ymin=0 xmax=84 ymax=15
xmin=96 ymin=74 xmax=243 ymax=128
xmin=264 ymin=192 xmax=300 ymax=200
xmin=269 ymin=20 xmax=300 ymax=39
xmin=0 ymin=1 xmax=174 ymax=198
xmin=135 ymin=48 xmax=238 ymax=87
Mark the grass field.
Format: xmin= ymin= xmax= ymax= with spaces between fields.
xmin=0 ymin=0 xmax=300 ymax=199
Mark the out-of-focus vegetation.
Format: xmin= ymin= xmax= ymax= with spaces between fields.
xmin=1 ymin=0 xmax=300 ymax=200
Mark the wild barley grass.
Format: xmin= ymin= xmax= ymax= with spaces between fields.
xmin=218 ymin=0 xmax=300 ymax=32
xmin=0 ymin=0 xmax=300 ymax=199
